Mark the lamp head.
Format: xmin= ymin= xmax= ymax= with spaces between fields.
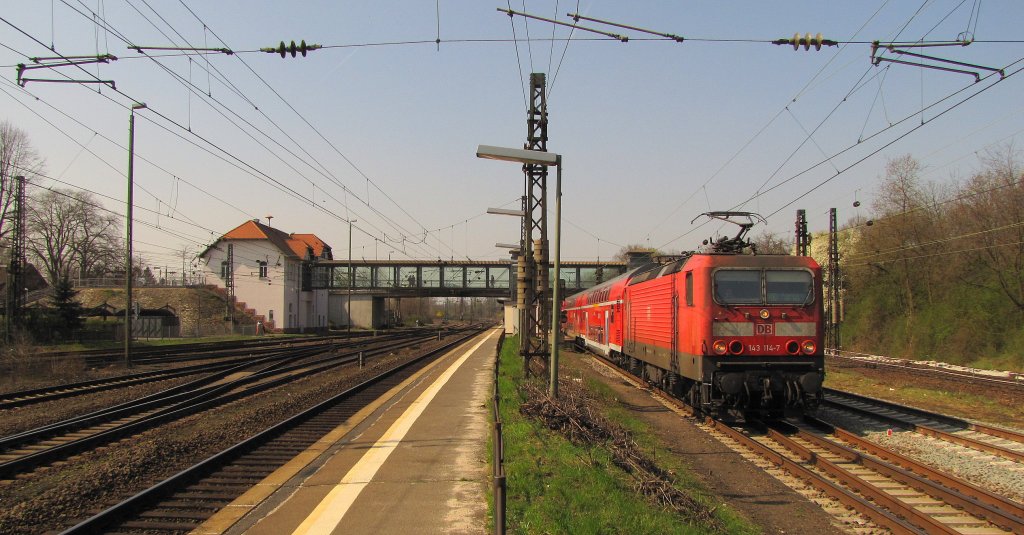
xmin=476 ymin=145 xmax=559 ymax=166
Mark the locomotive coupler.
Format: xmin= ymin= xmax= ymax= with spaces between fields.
xmin=760 ymin=377 xmax=773 ymax=404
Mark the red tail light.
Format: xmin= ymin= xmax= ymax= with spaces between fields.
xmin=728 ymin=340 xmax=744 ymax=355
xmin=786 ymin=340 xmax=800 ymax=355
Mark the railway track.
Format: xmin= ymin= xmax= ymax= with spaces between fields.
xmin=59 ymin=327 xmax=487 ymax=534
xmin=0 ymin=330 xmax=429 ymax=409
xmin=821 ymin=388 xmax=1024 ymax=464
xmin=39 ymin=331 xmax=380 ymax=368
xmin=583 ymin=350 xmax=1024 ymax=534
xmin=826 ymin=349 xmax=1024 ymax=395
xmin=0 ymin=331 xmax=452 ymax=480
xmin=708 ymin=418 xmax=1022 ymax=534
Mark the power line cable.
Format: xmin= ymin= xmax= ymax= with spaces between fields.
xmin=37 ymin=3 xmax=440 ymax=260
xmin=173 ymin=1 xmax=446 ymax=258
xmin=762 ymin=59 xmax=1024 ymax=221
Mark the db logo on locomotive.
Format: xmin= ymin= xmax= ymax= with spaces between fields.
xmin=755 ymin=323 xmax=774 ymax=335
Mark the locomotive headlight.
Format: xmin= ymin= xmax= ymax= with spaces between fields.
xmin=801 ymin=340 xmax=817 ymax=354
xmin=713 ymin=340 xmax=728 ymax=355
xmin=759 ymin=309 xmax=770 ymax=320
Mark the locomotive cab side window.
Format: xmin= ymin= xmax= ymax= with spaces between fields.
xmin=766 ymin=270 xmax=813 ymax=305
xmin=685 ymin=272 xmax=694 ymax=306
xmin=713 ymin=270 xmax=761 ymax=304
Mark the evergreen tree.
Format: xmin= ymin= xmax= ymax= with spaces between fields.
xmin=52 ymin=276 xmax=83 ymax=334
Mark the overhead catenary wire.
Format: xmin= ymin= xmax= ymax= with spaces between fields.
xmin=642 ymin=0 xmax=893 ymax=244
xmin=0 ymin=78 xmax=254 ymax=226
xmin=53 ymin=1 xmax=453 ymax=261
xmin=4 ymin=4 xmax=1019 ymax=262
xmin=173 ymin=1 xmax=448 ymax=257
xmin=847 ymin=220 xmax=1024 ymax=263
xmin=761 ymin=59 xmax=1024 ymax=221
xmin=846 ymin=239 xmax=1024 ymax=268
xmin=1 ymin=13 xmax=447 ymax=261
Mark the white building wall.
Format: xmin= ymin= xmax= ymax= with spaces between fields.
xmin=201 ymin=240 xmax=329 ymax=331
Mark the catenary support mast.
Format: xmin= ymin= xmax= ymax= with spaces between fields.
xmin=519 ymin=73 xmax=551 ymax=374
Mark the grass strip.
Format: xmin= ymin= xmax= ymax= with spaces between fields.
xmin=493 ymin=337 xmax=751 ymax=534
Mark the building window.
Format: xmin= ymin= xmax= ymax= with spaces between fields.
xmin=269 ymin=310 xmax=274 ymax=322
xmin=259 ymin=261 xmax=268 ymax=279
xmin=220 ymin=261 xmax=228 ymax=279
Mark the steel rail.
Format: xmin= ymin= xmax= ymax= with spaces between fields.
xmin=826 ymin=350 xmax=1024 ymax=392
xmin=0 ymin=347 xmax=324 ymax=451
xmin=37 ymin=329 xmax=384 ymax=368
xmin=0 ymin=331 xmax=424 ymax=408
xmin=584 ymin=349 xmax=1014 ymax=533
xmin=59 ymin=327 xmax=487 ymax=534
xmin=0 ymin=333 xmax=443 ymax=479
xmin=707 ymin=418 xmax=926 ymax=535
xmin=0 ymin=352 xmax=285 ymax=410
xmin=824 ymin=388 xmax=1024 ymax=444
xmin=759 ymin=421 xmax=972 ymax=534
xmin=823 ymin=391 xmax=1024 ymax=463
xmin=803 ymin=415 xmax=1024 ymax=531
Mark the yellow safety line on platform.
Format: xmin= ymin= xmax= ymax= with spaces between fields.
xmin=291 ymin=329 xmax=496 ymax=535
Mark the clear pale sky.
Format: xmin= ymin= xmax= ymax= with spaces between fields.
xmin=2 ymin=1 xmax=1021 ymax=272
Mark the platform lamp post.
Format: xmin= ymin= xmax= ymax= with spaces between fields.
xmin=495 ymin=242 xmax=522 ymax=333
xmin=477 ymin=145 xmax=562 ymax=398
xmin=125 ymin=102 xmax=146 ymax=369
xmin=348 ymin=219 xmax=356 ymax=333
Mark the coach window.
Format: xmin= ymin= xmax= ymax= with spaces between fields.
xmin=685 ymin=272 xmax=694 ymax=306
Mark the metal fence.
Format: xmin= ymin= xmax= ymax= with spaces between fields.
xmin=492 ymin=331 xmax=506 ymax=534
xmin=73 ymin=277 xmax=208 ymax=288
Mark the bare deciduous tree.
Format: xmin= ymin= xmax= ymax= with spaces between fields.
xmin=613 ymin=244 xmax=664 ymax=262
xmin=751 ymin=230 xmax=791 ymax=254
xmin=27 ymin=187 xmax=123 ymax=285
xmin=0 ymin=121 xmax=44 ymax=245
xmin=954 ymin=145 xmax=1024 ymax=312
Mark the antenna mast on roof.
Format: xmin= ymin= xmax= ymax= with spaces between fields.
xmin=265 ymin=215 xmax=274 ymax=226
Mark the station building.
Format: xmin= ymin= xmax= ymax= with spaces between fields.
xmin=199 ymin=219 xmax=331 ymax=333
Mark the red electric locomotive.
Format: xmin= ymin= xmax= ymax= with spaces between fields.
xmin=563 ymin=212 xmax=824 ymax=417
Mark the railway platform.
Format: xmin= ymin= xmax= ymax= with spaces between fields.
xmin=194 ymin=328 xmax=500 ymax=535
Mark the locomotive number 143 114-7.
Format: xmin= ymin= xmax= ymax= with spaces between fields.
xmin=746 ymin=344 xmax=782 ymax=352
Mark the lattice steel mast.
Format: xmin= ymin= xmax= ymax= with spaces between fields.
xmin=518 ymin=73 xmax=551 ymax=372
xmin=4 ymin=175 xmax=27 ymax=342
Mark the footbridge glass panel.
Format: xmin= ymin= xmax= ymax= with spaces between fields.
xmin=314 ymin=260 xmax=624 ymax=297
xmin=443 ymin=266 xmax=464 ymax=287
xmin=422 ymin=267 xmax=441 ymax=287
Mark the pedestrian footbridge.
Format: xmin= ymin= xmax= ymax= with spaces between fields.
xmin=309 ymin=259 xmax=626 ymax=298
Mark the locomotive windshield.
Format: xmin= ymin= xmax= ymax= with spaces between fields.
xmin=713 ymin=270 xmax=761 ymax=304
xmin=714 ymin=269 xmax=814 ymax=305
xmin=765 ymin=270 xmax=813 ymax=304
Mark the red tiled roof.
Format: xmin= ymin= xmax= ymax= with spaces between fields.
xmin=208 ymin=220 xmax=331 ymax=260
xmin=222 ymin=220 xmax=268 ymax=240
xmin=291 ymin=233 xmax=331 ymax=259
